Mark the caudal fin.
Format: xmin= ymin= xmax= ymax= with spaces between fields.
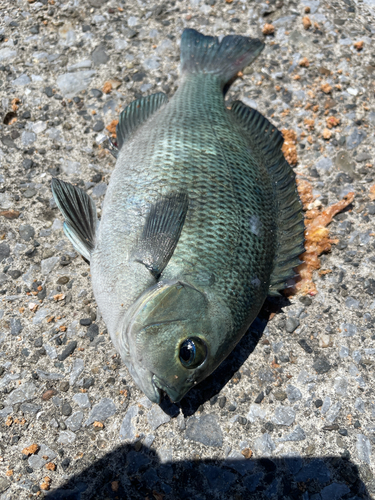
xmin=180 ymin=29 xmax=264 ymax=85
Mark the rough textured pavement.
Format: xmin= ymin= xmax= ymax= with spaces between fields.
xmin=1 ymin=0 xmax=375 ymax=498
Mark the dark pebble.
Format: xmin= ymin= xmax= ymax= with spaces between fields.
xmin=238 ymin=416 xmax=247 ymax=425
xmin=42 ymin=389 xmax=57 ymax=401
xmin=31 ymin=485 xmax=40 ymax=493
xmin=25 ymin=466 xmax=33 ymax=474
xmin=0 ymin=366 xmax=4 ymax=377
xmin=59 ymin=381 xmax=69 ymax=392
xmin=80 ymin=318 xmax=92 ymax=326
xmin=82 ymin=377 xmax=94 ymax=389
xmin=92 ymin=120 xmax=104 ymax=132
xmin=30 ymin=25 xmax=40 ymax=34
xmin=8 ymin=270 xmax=21 ymax=280
xmin=61 ymin=457 xmax=71 ymax=471
xmin=10 ymin=318 xmax=23 ymax=336
xmin=61 ymin=402 xmax=72 ymax=416
xmin=323 ymin=424 xmax=339 ymax=431
xmin=254 ymin=391 xmax=265 ymax=404
xmin=315 ymin=399 xmax=323 ymax=408
xmin=227 ymin=404 xmax=236 ymax=412
xmin=264 ymin=422 xmax=275 ymax=432
xmin=87 ymin=323 xmax=99 ymax=339
xmin=37 ymin=347 xmax=46 ymax=356
xmin=354 ymin=420 xmax=361 ymax=428
xmin=210 ymin=395 xmax=218 ymax=406
xmin=57 ymin=341 xmax=77 ymax=361
xmin=11 ymin=435 xmax=20 ymax=444
xmin=23 ymin=159 xmax=33 ymax=171
xmin=44 ymin=86 xmax=53 ymax=97
xmin=299 ymin=296 xmax=312 ymax=306
xmin=57 ymin=276 xmax=69 ymax=285
xmin=90 ymin=89 xmax=102 ymax=98
xmin=91 ymin=173 xmax=102 ymax=183
xmin=339 ymin=428 xmax=348 ymax=436
xmin=298 ymin=339 xmax=313 ymax=354
xmin=34 ymin=337 xmax=43 ymax=348
xmin=218 ymin=396 xmax=226 ymax=409
xmin=32 ymin=372 xmax=39 ymax=380
xmin=132 ymin=72 xmax=146 ymax=82
xmin=313 ymin=357 xmax=331 ymax=374
xmin=0 ymin=243 xmax=10 ymax=261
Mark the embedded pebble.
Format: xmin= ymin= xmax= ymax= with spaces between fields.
xmin=56 ymin=71 xmax=96 ymax=98
xmin=65 ymin=411 xmax=84 ymax=432
xmin=286 ymin=385 xmax=302 ymax=403
xmin=72 ymin=393 xmax=91 ymax=409
xmin=85 ymin=398 xmax=116 ymax=426
xmin=4 ymin=381 xmax=36 ymax=406
xmin=279 ymin=425 xmax=306 ymax=442
xmin=57 ymin=430 xmax=76 ymax=444
xmin=272 ymin=406 xmax=296 ymax=426
xmin=146 ymin=405 xmax=171 ymax=430
xmin=285 ymin=317 xmax=300 ymax=333
xmin=252 ymin=433 xmax=275 ymax=456
xmin=70 ymin=358 xmax=85 ymax=386
xmin=357 ymin=434 xmax=371 ymax=464
xmin=119 ymin=405 xmax=139 ymax=441
xmin=41 ymin=256 xmax=60 ymax=275
xmin=185 ymin=414 xmax=223 ymax=447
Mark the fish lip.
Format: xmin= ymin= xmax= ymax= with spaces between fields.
xmin=152 ymin=375 xmax=182 ymax=403
xmin=151 ymin=376 xmax=162 ymax=404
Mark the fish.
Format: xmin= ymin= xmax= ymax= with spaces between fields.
xmin=51 ymin=29 xmax=305 ymax=404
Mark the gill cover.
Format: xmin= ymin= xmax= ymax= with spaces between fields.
xmin=127 ymin=280 xmax=211 ymax=402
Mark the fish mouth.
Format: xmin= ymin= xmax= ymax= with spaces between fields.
xmin=152 ymin=375 xmax=183 ymax=403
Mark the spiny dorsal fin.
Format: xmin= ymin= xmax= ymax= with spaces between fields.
xmin=51 ymin=178 xmax=98 ymax=262
xmin=133 ymin=192 xmax=189 ymax=279
xmin=116 ymin=92 xmax=168 ymax=152
xmin=230 ymin=101 xmax=305 ymax=296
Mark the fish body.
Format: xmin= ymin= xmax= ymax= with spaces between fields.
xmin=52 ymin=30 xmax=304 ymax=403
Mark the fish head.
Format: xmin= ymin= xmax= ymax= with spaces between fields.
xmin=124 ymin=279 xmax=232 ymax=404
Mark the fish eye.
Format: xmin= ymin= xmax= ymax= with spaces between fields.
xmin=179 ymin=337 xmax=207 ymax=369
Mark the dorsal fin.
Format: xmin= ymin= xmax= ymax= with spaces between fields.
xmin=51 ymin=178 xmax=98 ymax=262
xmin=116 ymin=92 xmax=168 ymax=152
xmin=230 ymin=101 xmax=305 ymax=295
xmin=132 ymin=192 xmax=189 ymax=279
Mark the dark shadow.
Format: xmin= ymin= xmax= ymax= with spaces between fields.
xmin=170 ymin=296 xmax=290 ymax=417
xmin=45 ymin=442 xmax=370 ymax=500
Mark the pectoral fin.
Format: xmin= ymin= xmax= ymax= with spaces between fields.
xmin=51 ymin=178 xmax=98 ymax=262
xmin=133 ymin=192 xmax=189 ymax=278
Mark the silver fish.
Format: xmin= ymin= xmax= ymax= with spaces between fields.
xmin=52 ymin=29 xmax=304 ymax=404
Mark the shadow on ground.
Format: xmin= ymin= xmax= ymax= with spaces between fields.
xmin=45 ymin=442 xmax=370 ymax=500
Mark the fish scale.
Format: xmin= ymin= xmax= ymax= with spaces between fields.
xmin=51 ymin=29 xmax=304 ymax=403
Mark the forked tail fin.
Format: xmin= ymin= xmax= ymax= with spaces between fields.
xmin=180 ymin=29 xmax=264 ymax=86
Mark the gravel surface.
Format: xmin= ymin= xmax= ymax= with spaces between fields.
xmin=0 ymin=0 xmax=375 ymax=499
